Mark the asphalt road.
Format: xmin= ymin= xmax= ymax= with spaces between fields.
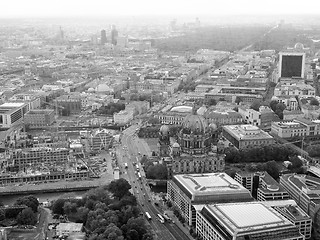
xmin=116 ymin=124 xmax=188 ymax=240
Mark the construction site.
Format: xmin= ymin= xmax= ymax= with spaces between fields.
xmin=0 ymin=127 xmax=116 ymax=192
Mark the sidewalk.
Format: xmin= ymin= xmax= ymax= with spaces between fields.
xmin=165 ymin=210 xmax=194 ymax=240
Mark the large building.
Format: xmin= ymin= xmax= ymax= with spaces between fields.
xmin=167 ymin=173 xmax=253 ymax=226
xmin=24 ymin=109 xmax=55 ymax=127
xmin=54 ymin=96 xmax=81 ymax=116
xmin=196 ymin=202 xmax=305 ymax=240
xmin=263 ymin=200 xmax=312 ymax=239
xmin=222 ymin=124 xmax=275 ymax=149
xmin=0 ymin=102 xmax=29 ymax=128
xmin=235 ymin=171 xmax=290 ymax=201
xmin=280 ymin=174 xmax=320 ymax=237
xmin=271 ymin=118 xmax=320 ymax=139
xmin=8 ymin=147 xmax=69 ymax=171
xmin=159 ymin=110 xmax=225 ymax=176
xmin=279 ymin=52 xmax=305 ymax=79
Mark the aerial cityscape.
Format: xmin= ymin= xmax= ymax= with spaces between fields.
xmin=1 ymin=0 xmax=320 ymax=240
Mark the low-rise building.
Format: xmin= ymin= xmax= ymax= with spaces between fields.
xmin=222 ymin=124 xmax=274 ymax=149
xmin=54 ymin=96 xmax=81 ymax=115
xmin=56 ymin=223 xmax=83 ymax=237
xmin=196 ymin=202 xmax=304 ymax=240
xmin=24 ymin=109 xmax=55 ymax=127
xmin=205 ymin=109 xmax=243 ymax=125
xmin=238 ymin=106 xmax=280 ymax=130
xmin=113 ymin=110 xmax=133 ymax=125
xmin=271 ymin=118 xmax=320 ymax=139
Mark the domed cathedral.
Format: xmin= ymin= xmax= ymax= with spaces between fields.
xmin=159 ymin=108 xmax=225 ymax=178
xmin=159 ymin=125 xmax=170 ymax=156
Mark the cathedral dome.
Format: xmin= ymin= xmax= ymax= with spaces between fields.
xmin=182 ymin=114 xmax=208 ymax=134
xmin=160 ymin=125 xmax=170 ymax=136
xmin=295 ymin=42 xmax=304 ymax=49
xmin=209 ymin=123 xmax=218 ymax=131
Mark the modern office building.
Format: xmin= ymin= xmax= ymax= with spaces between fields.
xmin=280 ymin=174 xmax=320 ymax=223
xmin=196 ymin=202 xmax=304 ymax=240
xmin=235 ymin=171 xmax=290 ymax=201
xmin=24 ymin=109 xmax=55 ymax=127
xmin=100 ymin=29 xmax=107 ymax=45
xmin=89 ymin=128 xmax=114 ymax=152
xmin=222 ymin=124 xmax=275 ymax=149
xmin=167 ymin=173 xmax=253 ymax=226
xmin=262 ymin=200 xmax=312 ymax=239
xmin=0 ymin=102 xmax=29 ymax=128
xmin=111 ymin=25 xmax=118 ymax=45
xmin=279 ymin=52 xmax=305 ymax=79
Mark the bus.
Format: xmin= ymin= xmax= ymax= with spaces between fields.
xmin=137 ymin=172 xmax=142 ymax=180
xmin=157 ymin=214 xmax=165 ymax=224
xmin=124 ymin=163 xmax=128 ymax=168
xmin=145 ymin=212 xmax=152 ymax=221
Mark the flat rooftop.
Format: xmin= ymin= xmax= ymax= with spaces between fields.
xmin=0 ymin=102 xmax=25 ymax=108
xmin=223 ymin=124 xmax=273 ymax=140
xmin=204 ymin=202 xmax=295 ymax=234
xmin=173 ymin=173 xmax=252 ymax=202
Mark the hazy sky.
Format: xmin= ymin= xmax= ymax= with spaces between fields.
xmin=2 ymin=0 xmax=320 ymax=18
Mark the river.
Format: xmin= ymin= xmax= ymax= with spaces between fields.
xmin=1 ymin=184 xmax=167 ymax=205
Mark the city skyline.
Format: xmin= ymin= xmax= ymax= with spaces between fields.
xmin=2 ymin=0 xmax=320 ymax=18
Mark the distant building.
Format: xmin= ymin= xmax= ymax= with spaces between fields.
xmin=113 ymin=110 xmax=133 ymax=125
xmin=111 ymin=25 xmax=118 ymax=45
xmin=279 ymin=52 xmax=306 ymax=79
xmin=167 ymin=173 xmax=253 ymax=226
xmin=0 ymin=102 xmax=29 ymax=128
xmin=222 ymin=124 xmax=275 ymax=149
xmin=24 ymin=109 xmax=55 ymax=127
xmin=54 ymin=96 xmax=81 ymax=116
xmin=100 ymin=29 xmax=107 ymax=45
xmin=205 ymin=109 xmax=243 ymax=126
xmin=238 ymin=106 xmax=280 ymax=130
xmin=196 ymin=202 xmax=304 ymax=240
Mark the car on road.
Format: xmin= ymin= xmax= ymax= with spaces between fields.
xmin=148 ymin=199 xmax=151 ymax=202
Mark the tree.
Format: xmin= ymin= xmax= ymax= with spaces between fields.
xmin=310 ymin=97 xmax=319 ymax=106
xmin=0 ymin=209 xmax=5 ymax=221
xmin=250 ymin=100 xmax=261 ymax=111
xmin=17 ymin=207 xmax=37 ymax=226
xmin=235 ymin=96 xmax=242 ymax=105
xmin=146 ymin=164 xmax=168 ymax=179
xmin=51 ymin=198 xmax=66 ymax=215
xmin=269 ymin=100 xmax=278 ymax=112
xmin=148 ymin=117 xmax=160 ymax=125
xmin=15 ymin=195 xmax=39 ymax=213
xmin=206 ymin=99 xmax=217 ymax=106
xmin=63 ymin=201 xmax=77 ymax=215
xmin=107 ymin=179 xmax=132 ymax=199
xmin=264 ymin=161 xmax=280 ymax=180
xmin=142 ymin=232 xmax=154 ymax=240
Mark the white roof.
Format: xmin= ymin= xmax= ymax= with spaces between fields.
xmin=0 ymin=102 xmax=25 ymax=108
xmin=217 ymin=202 xmax=282 ymax=228
xmin=170 ymin=106 xmax=192 ymax=113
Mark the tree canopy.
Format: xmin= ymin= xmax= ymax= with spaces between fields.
xmin=15 ymin=195 xmax=39 ymax=213
xmin=107 ymin=178 xmax=132 ymax=199
xmin=17 ymin=207 xmax=37 ymax=226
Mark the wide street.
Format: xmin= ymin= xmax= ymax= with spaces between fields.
xmin=116 ymin=124 xmax=189 ymax=240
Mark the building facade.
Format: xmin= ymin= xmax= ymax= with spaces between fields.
xmin=222 ymin=124 xmax=275 ymax=149
xmin=167 ymin=173 xmax=253 ymax=226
